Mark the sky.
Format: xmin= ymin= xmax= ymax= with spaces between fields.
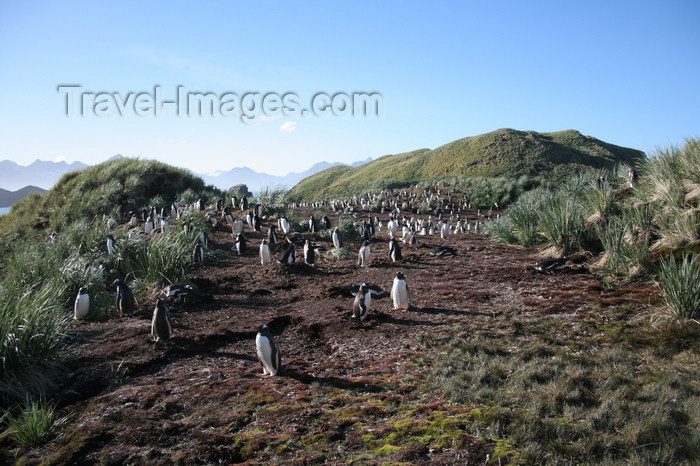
xmin=0 ymin=0 xmax=698 ymax=177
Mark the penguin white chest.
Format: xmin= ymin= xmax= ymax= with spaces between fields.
xmin=74 ymin=292 xmax=90 ymax=320
xmin=391 ymin=279 xmax=409 ymax=310
xmin=256 ymin=335 xmax=279 ymax=376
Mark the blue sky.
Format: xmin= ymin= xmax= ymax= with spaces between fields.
xmin=0 ymin=1 xmax=698 ymax=176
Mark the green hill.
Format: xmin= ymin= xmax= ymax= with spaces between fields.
xmin=290 ymin=129 xmax=646 ymax=200
xmin=0 ymin=157 xmax=222 ymax=234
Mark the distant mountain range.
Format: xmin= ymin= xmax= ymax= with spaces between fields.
xmin=0 ymin=156 xmax=374 ymax=205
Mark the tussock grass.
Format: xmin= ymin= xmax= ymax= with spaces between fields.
xmin=654 ymin=253 xmax=700 ymax=322
xmin=1 ymin=398 xmax=70 ymax=446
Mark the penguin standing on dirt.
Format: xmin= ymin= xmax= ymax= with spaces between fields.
xmin=280 ymin=243 xmax=296 ymax=264
xmin=151 ymin=298 xmax=173 ymax=343
xmin=391 ymin=271 xmax=410 ymax=311
xmin=303 ymin=239 xmax=316 ymax=266
xmin=358 ymin=240 xmax=371 ymax=267
xmin=278 ymin=216 xmax=291 ymax=234
xmin=389 ymin=237 xmax=402 ymax=262
xmin=193 ymin=242 xmax=205 ymax=265
xmin=332 ymin=227 xmax=342 ymax=249
xmin=260 ymin=239 xmax=271 ymax=265
xmin=106 ymin=234 xmax=115 ymax=256
xmin=268 ymin=225 xmax=279 ymax=245
xmin=112 ymin=279 xmax=136 ymax=317
xmin=233 ymin=233 xmax=250 ymax=256
xmin=74 ymin=287 xmax=90 ymax=320
xmin=232 ymin=218 xmax=245 ymax=235
xmin=352 ymin=283 xmax=371 ymax=322
xmin=255 ymin=324 xmax=282 ymax=377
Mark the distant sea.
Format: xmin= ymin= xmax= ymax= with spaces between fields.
xmin=0 ymin=207 xmax=10 ymax=216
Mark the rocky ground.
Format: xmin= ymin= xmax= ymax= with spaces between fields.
xmin=3 ymin=204 xmax=637 ymax=464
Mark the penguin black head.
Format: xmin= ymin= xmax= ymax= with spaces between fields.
xmin=396 ymin=271 xmax=406 ymax=280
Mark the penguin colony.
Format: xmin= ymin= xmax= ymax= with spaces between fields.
xmin=72 ymin=184 xmax=524 ymax=377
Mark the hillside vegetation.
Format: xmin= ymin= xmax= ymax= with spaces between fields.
xmin=290 ymin=129 xmax=645 ymax=201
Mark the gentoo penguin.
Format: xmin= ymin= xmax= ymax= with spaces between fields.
xmin=252 ymin=214 xmax=262 ymax=232
xmin=440 ymin=222 xmax=450 ymax=239
xmin=162 ymin=283 xmax=193 ymax=301
xmin=358 ymin=240 xmax=371 ymax=267
xmin=352 ymin=283 xmax=371 ymax=322
xmin=129 ymin=214 xmax=138 ymax=227
xmin=332 ymin=227 xmax=343 ymax=249
xmin=387 ymin=219 xmax=398 ymax=238
xmin=278 ymin=216 xmax=291 ymax=234
xmin=303 ymin=239 xmax=316 ymax=266
xmin=260 ymin=239 xmax=271 ymax=265
xmin=533 ymin=256 xmax=568 ymax=272
xmin=145 ymin=216 xmax=154 ymax=235
xmin=391 ymin=271 xmax=410 ymax=311
xmin=255 ymin=324 xmax=282 ymax=377
xmin=233 ymin=233 xmax=249 ymax=256
xmin=389 ymin=237 xmax=402 ymax=262
xmin=280 ymin=243 xmax=296 ymax=264
xmin=350 ymin=282 xmax=389 ymax=298
xmin=151 ymin=298 xmax=173 ymax=342
xmin=74 ymin=287 xmax=90 ymax=320
xmin=231 ymin=195 xmax=239 ymax=209
xmin=246 ymin=211 xmax=254 ymax=229
xmin=112 ymin=279 xmax=136 ymax=317
xmin=199 ymin=231 xmax=209 ymax=249
xmin=322 ymin=215 xmax=331 ymax=230
xmin=232 ymin=218 xmax=245 ymax=235
xmin=193 ymin=242 xmax=205 ymax=265
xmin=267 ymin=225 xmax=279 ymax=245
xmin=241 ymin=195 xmax=248 ymax=211
xmin=162 ymin=218 xmax=171 ymax=233
xmin=309 ymin=216 xmax=318 ymax=233
xmin=106 ymin=234 xmax=115 ymax=256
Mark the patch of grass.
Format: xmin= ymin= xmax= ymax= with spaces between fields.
xmin=1 ymin=398 xmax=70 ymax=446
xmin=653 ymin=253 xmax=700 ymax=322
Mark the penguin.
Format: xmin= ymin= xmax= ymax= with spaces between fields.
xmin=151 ymin=298 xmax=173 ymax=343
xmin=389 ymin=237 xmax=402 ymax=262
xmin=350 ymin=282 xmax=389 ymax=299
xmin=106 ymin=234 xmax=115 ymax=256
xmin=267 ymin=225 xmax=279 ymax=245
xmin=322 ymin=215 xmax=332 ymax=230
xmin=387 ymin=219 xmax=398 ymax=238
xmin=129 ymin=214 xmax=138 ymax=227
xmin=241 ymin=195 xmax=248 ymax=211
xmin=193 ymin=242 xmax=205 ymax=265
xmin=533 ymin=256 xmax=569 ymax=272
xmin=246 ymin=211 xmax=254 ymax=229
xmin=280 ymin=243 xmax=296 ymax=264
xmin=254 ymin=204 xmax=262 ymax=216
xmin=332 ymin=227 xmax=343 ymax=249
xmin=112 ymin=279 xmax=136 ymax=317
xmin=260 ymin=239 xmax=271 ymax=265
xmin=391 ymin=271 xmax=410 ymax=311
xmin=162 ymin=218 xmax=171 ymax=233
xmin=279 ymin=216 xmax=291 ymax=234
xmin=432 ymin=246 xmax=457 ymax=257
xmin=440 ymin=222 xmax=450 ymax=239
xmin=309 ymin=216 xmax=318 ymax=233
xmin=358 ymin=240 xmax=370 ymax=267
xmin=303 ymin=239 xmax=315 ymax=266
xmin=74 ymin=287 xmax=90 ymax=320
xmin=162 ymin=283 xmax=194 ymax=300
xmin=231 ymin=195 xmax=239 ymax=209
xmin=232 ymin=218 xmax=245 ymax=235
xmin=255 ymin=324 xmax=282 ymax=376
xmin=252 ymin=214 xmax=262 ymax=232
xmin=352 ymin=283 xmax=371 ymax=322
xmin=145 ymin=216 xmax=154 ymax=235
xmin=233 ymin=233 xmax=250 ymax=256
xmin=199 ymin=231 xmax=209 ymax=249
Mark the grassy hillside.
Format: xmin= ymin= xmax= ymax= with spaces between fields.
xmin=0 ymin=158 xmax=224 ymax=405
xmin=290 ymin=129 xmax=646 ymax=201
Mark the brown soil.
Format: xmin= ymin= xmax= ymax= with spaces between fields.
xmin=3 ymin=205 xmax=636 ymax=464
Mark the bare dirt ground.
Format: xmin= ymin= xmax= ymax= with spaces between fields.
xmin=2 ymin=204 xmax=646 ymax=464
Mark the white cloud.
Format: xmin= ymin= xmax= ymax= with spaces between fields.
xmin=54 ymin=156 xmax=66 ymax=162
xmin=280 ymin=121 xmax=298 ymax=133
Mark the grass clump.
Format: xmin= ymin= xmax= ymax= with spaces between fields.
xmin=654 ymin=253 xmax=700 ymax=322
xmin=1 ymin=398 xmax=70 ymax=446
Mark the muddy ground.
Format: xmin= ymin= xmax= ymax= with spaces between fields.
xmin=2 ymin=204 xmax=640 ymax=464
